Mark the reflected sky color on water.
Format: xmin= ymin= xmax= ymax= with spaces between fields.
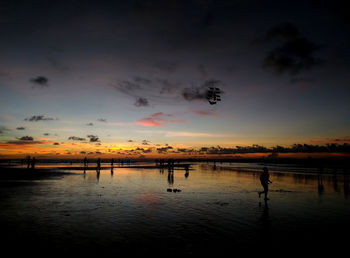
xmin=1 ymin=163 xmax=350 ymax=255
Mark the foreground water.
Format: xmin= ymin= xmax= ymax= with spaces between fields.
xmin=1 ymin=163 xmax=349 ymax=255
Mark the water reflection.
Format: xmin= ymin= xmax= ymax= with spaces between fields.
xmin=167 ymin=170 xmax=174 ymax=186
xmin=259 ymin=200 xmax=270 ymax=231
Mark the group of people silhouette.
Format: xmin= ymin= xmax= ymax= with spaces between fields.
xmin=25 ymin=155 xmax=36 ymax=169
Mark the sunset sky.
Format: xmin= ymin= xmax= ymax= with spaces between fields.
xmin=0 ymin=0 xmax=349 ymax=158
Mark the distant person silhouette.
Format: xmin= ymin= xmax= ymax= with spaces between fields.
xmin=31 ymin=157 xmax=36 ymax=169
xmin=258 ymin=167 xmax=272 ymax=200
xmin=97 ymin=158 xmax=101 ymax=172
xmin=26 ymin=155 xmax=31 ymax=169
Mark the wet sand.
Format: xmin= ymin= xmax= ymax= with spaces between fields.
xmin=1 ymin=164 xmax=350 ymax=256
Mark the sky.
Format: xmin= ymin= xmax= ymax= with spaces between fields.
xmin=0 ymin=0 xmax=349 ymax=158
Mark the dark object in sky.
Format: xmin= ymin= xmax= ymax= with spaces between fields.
xmin=30 ymin=76 xmax=49 ymax=87
xmin=262 ymin=23 xmax=321 ymax=75
xmin=206 ymin=87 xmax=221 ymax=105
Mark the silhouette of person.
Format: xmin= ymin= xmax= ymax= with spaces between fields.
xmin=111 ymin=158 xmax=114 ymax=167
xmin=258 ymin=167 xmax=272 ymax=200
xmin=97 ymin=158 xmax=101 ymax=172
xmin=84 ymin=157 xmax=88 ymax=167
xmin=26 ymin=155 xmax=31 ymax=169
xmin=185 ymin=165 xmax=189 ymax=178
xmin=31 ymin=157 xmax=36 ymax=169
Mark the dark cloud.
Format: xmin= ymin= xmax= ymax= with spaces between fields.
xmin=17 ymin=136 xmax=33 ymax=141
xmin=134 ymin=76 xmax=151 ymax=85
xmin=80 ymin=151 xmax=86 ymax=154
xmin=16 ymin=127 xmax=25 ymax=130
xmin=30 ymin=76 xmax=49 ymax=88
xmin=97 ymin=118 xmax=107 ymax=122
xmin=134 ymin=97 xmax=149 ymax=107
xmin=87 ymin=135 xmax=100 ymax=142
xmin=154 ymin=60 xmax=178 ymax=73
xmin=24 ymin=115 xmax=57 ymax=122
xmin=182 ymin=86 xmax=208 ymax=101
xmin=0 ymin=126 xmax=9 ymax=134
xmin=290 ymin=77 xmax=315 ymax=84
xmin=114 ymin=80 xmax=141 ymax=96
xmin=68 ymin=136 xmax=86 ymax=141
xmin=156 ymin=146 xmax=173 ymax=153
xmin=158 ymin=79 xmax=181 ymax=95
xmin=43 ymin=133 xmax=50 ymax=136
xmin=127 ymin=139 xmax=134 ymax=142
xmin=86 ymin=122 xmax=94 ymax=126
xmin=261 ymin=23 xmax=322 ymax=75
xmin=53 ymin=142 xmax=60 ymax=145
xmin=135 ymin=147 xmax=152 ymax=153
xmin=113 ymin=80 xmax=150 ymax=107
xmin=182 ymin=79 xmax=222 ymax=102
xmin=142 ymin=139 xmax=150 ymax=145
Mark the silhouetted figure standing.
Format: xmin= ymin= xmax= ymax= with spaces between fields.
xmin=97 ymin=158 xmax=101 ymax=173
xmin=258 ymin=167 xmax=272 ymax=200
xmin=185 ymin=165 xmax=189 ymax=178
xmin=111 ymin=158 xmax=114 ymax=167
xmin=31 ymin=157 xmax=36 ymax=169
xmin=26 ymin=155 xmax=31 ymax=169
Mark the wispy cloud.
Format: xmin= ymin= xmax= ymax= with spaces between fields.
xmin=165 ymin=131 xmax=228 ymax=137
xmin=135 ymin=112 xmax=185 ymax=127
xmin=24 ymin=115 xmax=57 ymax=122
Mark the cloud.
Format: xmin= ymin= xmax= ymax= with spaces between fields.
xmin=158 ymin=79 xmax=181 ymax=94
xmin=17 ymin=136 xmax=34 ymax=141
xmin=127 ymin=139 xmax=134 ymax=142
xmin=43 ymin=133 xmax=50 ymax=136
xmin=97 ymin=118 xmax=107 ymax=122
xmin=134 ymin=76 xmax=151 ymax=85
xmin=5 ymin=136 xmax=45 ymax=145
xmin=134 ymin=97 xmax=149 ymax=107
xmin=53 ymin=142 xmax=60 ymax=145
xmin=135 ymin=112 xmax=184 ymax=127
xmin=16 ymin=127 xmax=26 ymax=130
xmin=24 ymin=115 xmax=57 ymax=122
xmin=68 ymin=136 xmax=86 ymax=141
xmin=0 ymin=126 xmax=9 ymax=134
xmin=86 ymin=122 xmax=94 ymax=126
xmin=157 ymin=146 xmax=173 ymax=153
xmin=310 ymin=137 xmax=350 ymax=143
xmin=113 ymin=79 xmax=151 ymax=107
xmin=188 ymin=110 xmax=225 ymax=118
xmin=142 ymin=139 xmax=150 ymax=145
xmin=87 ymin=135 xmax=100 ymax=142
xmin=165 ymin=131 xmax=228 ymax=137
xmin=182 ymin=79 xmax=223 ymax=102
xmin=114 ymin=80 xmax=141 ymax=96
xmin=154 ymin=60 xmax=178 ymax=73
xmin=30 ymin=76 xmax=49 ymax=88
xmin=261 ymin=23 xmax=322 ymax=75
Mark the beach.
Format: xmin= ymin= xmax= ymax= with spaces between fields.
xmin=1 ymin=161 xmax=350 ymax=256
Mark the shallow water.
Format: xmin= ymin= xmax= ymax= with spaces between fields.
xmin=1 ymin=163 xmax=349 ymax=255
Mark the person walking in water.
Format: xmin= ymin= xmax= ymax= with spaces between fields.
xmin=258 ymin=167 xmax=272 ymax=200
